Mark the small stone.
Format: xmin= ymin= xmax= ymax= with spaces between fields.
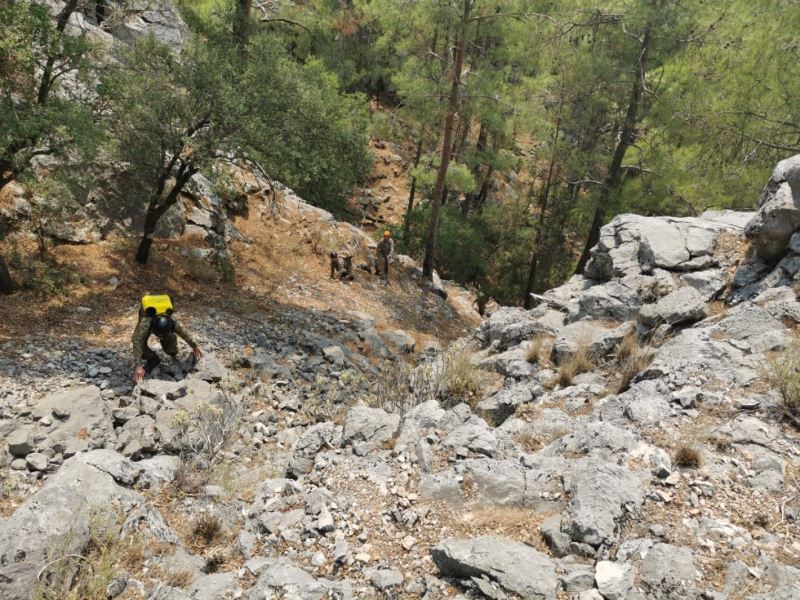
xmin=664 ymin=472 xmax=681 ymax=486
xmin=401 ymin=536 xmax=416 ymax=551
xmin=7 ymin=429 xmax=35 ymax=456
xmin=26 ymin=452 xmax=49 ymax=472
xmin=368 ymin=568 xmax=404 ymax=590
xmin=77 ymin=306 xmax=92 ymax=314
xmin=355 ymin=552 xmax=371 ymax=564
xmin=311 ymin=551 xmax=326 ymax=567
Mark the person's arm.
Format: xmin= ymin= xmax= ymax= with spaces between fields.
xmin=174 ymin=319 xmax=203 ymax=360
xmin=131 ymin=318 xmax=149 ymax=382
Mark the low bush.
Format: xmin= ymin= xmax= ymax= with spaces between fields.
xmin=674 ymin=445 xmax=702 ymax=468
xmin=554 ymin=344 xmax=594 ymax=387
xmin=771 ymin=342 xmax=800 ymax=427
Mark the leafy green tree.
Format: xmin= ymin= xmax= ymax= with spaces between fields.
xmin=104 ymin=23 xmax=370 ymax=263
xmin=0 ymin=0 xmax=102 ymax=188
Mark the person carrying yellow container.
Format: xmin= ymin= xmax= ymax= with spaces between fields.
xmin=132 ymin=294 xmax=203 ymax=383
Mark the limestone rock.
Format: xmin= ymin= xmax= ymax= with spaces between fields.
xmin=594 ymin=560 xmax=635 ymax=600
xmin=564 ymin=461 xmax=645 ymax=547
xmin=0 ymin=451 xmax=142 ymax=600
xmin=639 ymin=543 xmax=698 ymax=595
xmin=432 ymin=536 xmax=557 ymax=600
xmin=745 ymin=154 xmax=800 ymax=262
xmin=287 ymin=422 xmax=338 ymax=478
xmin=6 ymin=428 xmax=34 ymax=457
xmin=341 ymin=405 xmax=400 ymax=454
xmin=639 ymin=286 xmax=707 ymax=326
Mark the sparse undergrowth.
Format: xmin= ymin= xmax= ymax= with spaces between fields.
xmin=32 ymin=514 xmax=146 ymax=600
xmin=553 ymin=344 xmax=594 ymax=388
xmin=674 ymin=445 xmax=702 ymax=469
xmin=770 ymin=341 xmax=800 ymax=427
xmin=613 ymin=330 xmax=654 ymax=394
xmin=526 ymin=334 xmax=552 ymax=365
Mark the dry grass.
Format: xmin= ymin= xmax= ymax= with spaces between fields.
xmin=553 ymin=344 xmax=594 ymax=387
xmin=674 ymin=445 xmax=702 ymax=469
xmin=704 ymin=431 xmax=732 ymax=453
xmin=612 ymin=331 xmax=654 ymax=394
xmin=164 ymin=568 xmax=194 ymax=589
xmin=526 ymin=335 xmax=552 ymax=365
xmin=192 ymin=513 xmax=223 ymax=545
xmin=768 ymin=342 xmax=800 ymax=428
xmin=440 ymin=348 xmax=486 ymax=408
xmin=514 ymin=431 xmax=541 ymax=453
xmin=32 ymin=516 xmax=147 ymax=600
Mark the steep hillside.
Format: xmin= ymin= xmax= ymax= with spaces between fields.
xmin=2 ymin=156 xmax=800 ymax=600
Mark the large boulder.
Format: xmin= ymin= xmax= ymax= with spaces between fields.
xmin=476 ymin=380 xmax=539 ymax=425
xmin=341 ymin=405 xmax=400 ymax=455
xmin=585 ymin=212 xmax=750 ymax=281
xmin=563 ymin=461 xmax=645 ymax=547
xmin=32 ymin=385 xmax=112 ymax=442
xmin=744 ymin=154 xmax=800 ymax=263
xmin=246 ymin=557 xmax=353 ymax=599
xmin=639 ymin=543 xmax=698 ymax=596
xmin=110 ymin=0 xmax=189 ymax=52
xmin=286 ymin=422 xmax=338 ymax=479
xmin=432 ymin=536 xmax=557 ymax=599
xmin=0 ymin=451 xmax=142 ymax=600
xmin=638 ymin=286 xmax=707 ymax=326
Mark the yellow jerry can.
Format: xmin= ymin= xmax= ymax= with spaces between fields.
xmin=140 ymin=294 xmax=173 ymax=317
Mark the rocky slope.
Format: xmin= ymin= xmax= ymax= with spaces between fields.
xmin=3 ymin=152 xmax=800 ymax=600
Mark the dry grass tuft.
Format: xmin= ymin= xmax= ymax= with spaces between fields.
xmin=526 ymin=335 xmax=552 ymax=365
xmin=514 ymin=431 xmax=541 ymax=453
xmin=704 ymin=432 xmax=732 ymax=453
xmin=769 ymin=342 xmax=800 ymax=428
xmin=192 ymin=513 xmax=223 ymax=545
xmin=440 ymin=348 xmax=485 ymax=408
xmin=164 ymin=568 xmax=194 ymax=589
xmin=612 ymin=331 xmax=654 ymax=394
xmin=674 ymin=445 xmax=702 ymax=469
xmin=554 ymin=344 xmax=594 ymax=388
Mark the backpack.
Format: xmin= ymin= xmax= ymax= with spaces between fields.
xmin=140 ymin=294 xmax=174 ymax=318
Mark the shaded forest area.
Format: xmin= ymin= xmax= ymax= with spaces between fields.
xmin=2 ymin=0 xmax=799 ymax=304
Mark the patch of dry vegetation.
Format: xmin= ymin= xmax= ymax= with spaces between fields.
xmin=526 ymin=334 xmax=552 ymax=365
xmin=769 ymin=341 xmax=800 ymax=428
xmin=32 ymin=515 xmax=147 ymax=600
xmin=440 ymin=348 xmax=485 ymax=407
xmin=193 ymin=513 xmax=223 ymax=545
xmin=674 ymin=445 xmax=702 ymax=469
xmin=613 ymin=330 xmax=655 ymax=393
xmin=553 ymin=344 xmax=594 ymax=387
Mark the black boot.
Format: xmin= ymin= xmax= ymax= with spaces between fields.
xmin=144 ymin=355 xmax=161 ymax=373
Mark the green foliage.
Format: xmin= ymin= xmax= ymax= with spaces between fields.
xmin=103 ymin=25 xmax=370 ymax=214
xmin=0 ymin=0 xmax=103 ymax=182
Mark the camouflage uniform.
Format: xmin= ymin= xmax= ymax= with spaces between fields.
xmin=132 ymin=316 xmax=198 ymax=370
xmin=331 ymin=254 xmax=353 ymax=280
xmin=376 ymin=237 xmax=394 ymax=279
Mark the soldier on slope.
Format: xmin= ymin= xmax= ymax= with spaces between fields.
xmin=132 ymin=294 xmax=203 ymax=382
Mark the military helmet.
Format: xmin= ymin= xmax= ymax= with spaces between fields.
xmin=150 ymin=314 xmax=174 ymax=336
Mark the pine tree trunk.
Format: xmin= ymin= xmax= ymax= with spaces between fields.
xmin=524 ymin=89 xmax=564 ymax=307
xmin=0 ymin=254 xmax=13 ymax=294
xmin=403 ymin=138 xmax=424 ymax=239
xmin=422 ymin=0 xmax=470 ymax=278
xmin=234 ymin=0 xmax=253 ymax=47
xmin=575 ymin=28 xmax=651 ymax=275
